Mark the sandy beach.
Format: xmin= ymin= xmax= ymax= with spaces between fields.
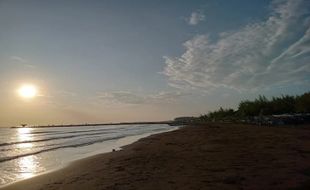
xmin=1 ymin=123 xmax=310 ymax=190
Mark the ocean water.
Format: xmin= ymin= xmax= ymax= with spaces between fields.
xmin=0 ymin=124 xmax=175 ymax=186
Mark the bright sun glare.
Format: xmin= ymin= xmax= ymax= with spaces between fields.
xmin=18 ymin=84 xmax=38 ymax=99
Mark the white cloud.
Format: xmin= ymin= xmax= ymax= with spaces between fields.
xmin=188 ymin=11 xmax=205 ymax=25
xmin=164 ymin=0 xmax=310 ymax=91
xmin=98 ymin=91 xmax=187 ymax=105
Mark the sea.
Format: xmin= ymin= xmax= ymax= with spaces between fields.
xmin=0 ymin=124 xmax=176 ymax=186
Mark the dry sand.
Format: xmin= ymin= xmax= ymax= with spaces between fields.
xmin=1 ymin=123 xmax=310 ymax=190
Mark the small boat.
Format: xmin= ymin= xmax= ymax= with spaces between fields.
xmin=21 ymin=124 xmax=27 ymax=127
xmin=10 ymin=124 xmax=28 ymax=128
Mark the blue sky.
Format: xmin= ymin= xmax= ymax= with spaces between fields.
xmin=0 ymin=0 xmax=309 ymax=126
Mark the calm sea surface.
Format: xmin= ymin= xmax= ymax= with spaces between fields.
xmin=0 ymin=124 xmax=175 ymax=186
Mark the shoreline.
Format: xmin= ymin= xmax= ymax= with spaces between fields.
xmin=1 ymin=123 xmax=310 ymax=190
xmin=0 ymin=126 xmax=180 ymax=188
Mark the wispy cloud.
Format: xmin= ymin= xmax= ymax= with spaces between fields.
xmin=56 ymin=90 xmax=77 ymax=97
xmin=99 ymin=91 xmax=145 ymax=105
xmin=187 ymin=11 xmax=205 ymax=25
xmin=97 ymin=91 xmax=188 ymax=105
xmin=10 ymin=56 xmax=36 ymax=68
xmin=149 ymin=91 xmax=187 ymax=102
xmin=10 ymin=56 xmax=27 ymax=63
xmin=164 ymin=0 xmax=310 ymax=91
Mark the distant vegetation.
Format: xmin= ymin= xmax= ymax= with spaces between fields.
xmin=173 ymin=92 xmax=310 ymax=125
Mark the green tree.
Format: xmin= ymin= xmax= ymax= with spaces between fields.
xmin=295 ymin=92 xmax=310 ymax=113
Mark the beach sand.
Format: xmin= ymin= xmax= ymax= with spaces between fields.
xmin=1 ymin=123 xmax=310 ymax=190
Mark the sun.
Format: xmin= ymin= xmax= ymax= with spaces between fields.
xmin=18 ymin=84 xmax=38 ymax=99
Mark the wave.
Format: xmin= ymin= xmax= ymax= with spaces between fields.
xmin=21 ymin=127 xmax=127 ymax=137
xmin=0 ymin=135 xmax=126 ymax=163
xmin=0 ymin=131 xmax=115 ymax=147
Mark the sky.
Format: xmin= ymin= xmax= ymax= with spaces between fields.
xmin=0 ymin=0 xmax=309 ymax=126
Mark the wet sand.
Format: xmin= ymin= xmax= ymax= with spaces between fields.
xmin=1 ymin=123 xmax=310 ymax=190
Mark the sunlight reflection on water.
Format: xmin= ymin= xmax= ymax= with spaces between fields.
xmin=17 ymin=155 xmax=38 ymax=179
xmin=16 ymin=142 xmax=33 ymax=149
xmin=15 ymin=128 xmax=40 ymax=180
xmin=17 ymin=128 xmax=32 ymax=141
xmin=17 ymin=128 xmax=34 ymax=148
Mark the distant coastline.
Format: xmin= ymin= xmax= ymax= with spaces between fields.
xmin=11 ymin=121 xmax=174 ymax=128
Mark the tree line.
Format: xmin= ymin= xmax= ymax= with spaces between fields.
xmin=198 ymin=92 xmax=310 ymax=122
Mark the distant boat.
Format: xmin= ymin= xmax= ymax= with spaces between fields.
xmin=10 ymin=124 xmax=28 ymax=128
xmin=21 ymin=124 xmax=28 ymax=127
